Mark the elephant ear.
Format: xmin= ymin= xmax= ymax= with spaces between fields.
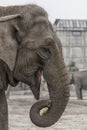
xmin=0 ymin=14 xmax=23 ymax=43
xmin=0 ymin=14 xmax=22 ymax=70
xmin=0 ymin=14 xmax=21 ymax=21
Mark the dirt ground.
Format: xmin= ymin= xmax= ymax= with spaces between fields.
xmin=8 ymin=86 xmax=87 ymax=130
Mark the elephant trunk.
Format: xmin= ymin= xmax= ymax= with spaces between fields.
xmin=30 ymin=46 xmax=69 ymax=127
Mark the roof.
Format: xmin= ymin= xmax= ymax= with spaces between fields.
xmin=54 ymin=19 xmax=87 ymax=30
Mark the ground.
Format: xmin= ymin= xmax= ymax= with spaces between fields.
xmin=8 ymin=86 xmax=87 ymax=130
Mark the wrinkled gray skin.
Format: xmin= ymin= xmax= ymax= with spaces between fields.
xmin=70 ymin=71 xmax=87 ymax=99
xmin=0 ymin=59 xmax=17 ymax=130
xmin=0 ymin=4 xmax=69 ymax=128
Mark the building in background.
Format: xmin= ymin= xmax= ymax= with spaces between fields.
xmin=54 ymin=19 xmax=87 ymax=69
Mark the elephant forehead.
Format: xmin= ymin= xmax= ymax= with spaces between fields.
xmin=0 ymin=23 xmax=17 ymax=70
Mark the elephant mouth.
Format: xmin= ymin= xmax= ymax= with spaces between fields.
xmin=13 ymin=67 xmax=43 ymax=100
xmin=35 ymin=68 xmax=42 ymax=83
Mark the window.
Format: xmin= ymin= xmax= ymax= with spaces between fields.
xmin=72 ymin=31 xmax=81 ymax=36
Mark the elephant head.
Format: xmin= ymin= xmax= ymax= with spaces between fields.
xmin=0 ymin=5 xmax=69 ymax=127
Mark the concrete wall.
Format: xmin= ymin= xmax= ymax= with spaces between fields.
xmin=56 ymin=29 xmax=87 ymax=69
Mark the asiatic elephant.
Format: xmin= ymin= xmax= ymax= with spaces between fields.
xmin=70 ymin=70 xmax=87 ymax=99
xmin=0 ymin=4 xmax=69 ymax=128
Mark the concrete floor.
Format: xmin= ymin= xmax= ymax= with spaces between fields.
xmin=8 ymin=89 xmax=87 ymax=130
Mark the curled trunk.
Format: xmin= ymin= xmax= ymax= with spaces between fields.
xmin=30 ymin=45 xmax=69 ymax=127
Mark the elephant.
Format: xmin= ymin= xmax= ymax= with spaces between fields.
xmin=0 ymin=59 xmax=17 ymax=130
xmin=70 ymin=70 xmax=87 ymax=99
xmin=0 ymin=4 xmax=69 ymax=128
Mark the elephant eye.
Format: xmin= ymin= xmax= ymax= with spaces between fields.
xmin=36 ymin=46 xmax=51 ymax=60
xmin=42 ymin=46 xmax=51 ymax=58
xmin=43 ymin=47 xmax=51 ymax=55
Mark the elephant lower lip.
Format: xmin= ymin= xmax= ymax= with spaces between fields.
xmin=30 ymin=68 xmax=42 ymax=100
